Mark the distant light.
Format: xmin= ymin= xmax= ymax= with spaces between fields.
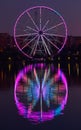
xmin=8 ymin=57 xmax=11 ymax=60
xmin=76 ymin=51 xmax=79 ymax=55
xmin=68 ymin=56 xmax=70 ymax=60
xmin=68 ymin=63 xmax=70 ymax=75
xmin=58 ymin=57 xmax=60 ymax=60
xmin=76 ymin=63 xmax=79 ymax=76
xmin=0 ymin=48 xmax=3 ymax=52
xmin=22 ymin=60 xmax=25 ymax=66
xmin=58 ymin=63 xmax=60 ymax=69
xmin=8 ymin=64 xmax=11 ymax=71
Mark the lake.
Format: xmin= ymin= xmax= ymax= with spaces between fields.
xmin=0 ymin=62 xmax=81 ymax=129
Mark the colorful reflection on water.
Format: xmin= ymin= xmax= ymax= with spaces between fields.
xmin=14 ymin=63 xmax=68 ymax=124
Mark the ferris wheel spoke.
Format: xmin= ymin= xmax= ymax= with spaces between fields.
xmin=44 ymin=22 xmax=64 ymax=32
xmin=53 ymin=37 xmax=65 ymax=45
xmin=42 ymin=20 xmax=49 ymax=31
xmin=41 ymin=35 xmax=51 ymax=55
xmin=30 ymin=36 xmax=40 ymax=56
xmin=43 ymin=32 xmax=65 ymax=38
xmin=53 ymin=37 xmax=63 ymax=44
xmin=27 ymin=11 xmax=39 ymax=31
xmin=33 ymin=36 xmax=40 ymax=56
xmin=25 ymin=26 xmax=38 ymax=33
xmin=44 ymin=34 xmax=62 ymax=44
xmin=23 ymin=37 xmax=29 ymax=43
xmin=43 ymin=35 xmax=60 ymax=50
xmin=16 ymin=33 xmax=38 ymax=38
xmin=22 ymin=35 xmax=38 ymax=50
xmin=39 ymin=7 xmax=42 ymax=30
xmin=41 ymin=40 xmax=47 ymax=55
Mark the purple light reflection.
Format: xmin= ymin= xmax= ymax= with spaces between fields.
xmin=14 ymin=63 xmax=68 ymax=124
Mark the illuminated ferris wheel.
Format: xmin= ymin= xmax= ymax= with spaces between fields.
xmin=14 ymin=6 xmax=67 ymax=59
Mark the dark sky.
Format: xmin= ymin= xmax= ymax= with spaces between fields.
xmin=0 ymin=0 xmax=81 ymax=36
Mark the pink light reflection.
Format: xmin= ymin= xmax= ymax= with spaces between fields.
xmin=14 ymin=63 xmax=68 ymax=124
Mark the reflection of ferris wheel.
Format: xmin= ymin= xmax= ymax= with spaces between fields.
xmin=14 ymin=64 xmax=68 ymax=123
xmin=14 ymin=6 xmax=67 ymax=59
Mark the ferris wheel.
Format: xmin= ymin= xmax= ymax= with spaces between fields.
xmin=14 ymin=6 xmax=67 ymax=59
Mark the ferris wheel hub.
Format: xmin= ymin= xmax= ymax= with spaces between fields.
xmin=39 ymin=30 xmax=43 ymax=35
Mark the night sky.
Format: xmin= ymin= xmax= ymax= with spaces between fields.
xmin=0 ymin=0 xmax=81 ymax=36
